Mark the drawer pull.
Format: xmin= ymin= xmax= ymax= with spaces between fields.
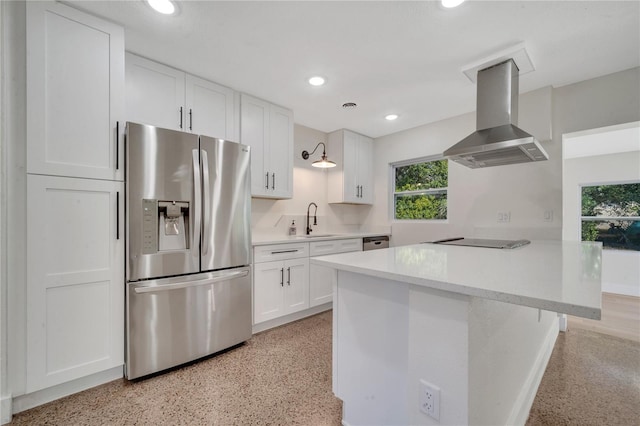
xmin=271 ymin=249 xmax=299 ymax=254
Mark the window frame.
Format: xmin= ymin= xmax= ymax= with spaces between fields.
xmin=580 ymin=181 xmax=640 ymax=251
xmin=389 ymin=155 xmax=449 ymax=223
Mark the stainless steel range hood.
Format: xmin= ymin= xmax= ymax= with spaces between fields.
xmin=444 ymin=59 xmax=549 ymax=169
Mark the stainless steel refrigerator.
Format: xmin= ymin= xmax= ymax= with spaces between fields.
xmin=125 ymin=122 xmax=252 ymax=379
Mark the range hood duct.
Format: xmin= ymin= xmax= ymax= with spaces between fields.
xmin=444 ymin=59 xmax=549 ymax=169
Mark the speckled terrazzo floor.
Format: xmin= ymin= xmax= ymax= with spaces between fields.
xmin=10 ymin=311 xmax=341 ymax=425
xmin=9 ymin=311 xmax=640 ymax=425
xmin=526 ymin=327 xmax=640 ymax=426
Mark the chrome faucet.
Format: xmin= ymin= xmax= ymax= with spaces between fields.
xmin=306 ymin=202 xmax=318 ymax=235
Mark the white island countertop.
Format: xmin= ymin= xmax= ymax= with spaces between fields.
xmin=311 ymin=240 xmax=602 ymax=319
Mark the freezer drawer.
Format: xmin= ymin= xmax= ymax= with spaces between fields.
xmin=126 ymin=267 xmax=252 ymax=379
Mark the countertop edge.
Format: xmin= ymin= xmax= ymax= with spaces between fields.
xmin=309 ymin=256 xmax=602 ymax=320
xmin=252 ymin=232 xmax=391 ymax=246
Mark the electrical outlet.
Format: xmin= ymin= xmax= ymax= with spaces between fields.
xmin=544 ymin=210 xmax=554 ymax=222
xmin=497 ymin=211 xmax=511 ymax=223
xmin=419 ymin=380 xmax=440 ymax=421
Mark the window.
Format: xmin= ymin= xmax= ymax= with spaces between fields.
xmin=393 ymin=157 xmax=448 ymax=220
xmin=581 ymin=183 xmax=640 ymax=251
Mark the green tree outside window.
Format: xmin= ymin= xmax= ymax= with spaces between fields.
xmin=581 ymin=183 xmax=640 ymax=251
xmin=393 ymin=159 xmax=448 ymax=220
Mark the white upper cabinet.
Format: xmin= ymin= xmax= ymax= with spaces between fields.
xmin=327 ymin=129 xmax=374 ymax=204
xmin=125 ymin=53 xmax=239 ymax=141
xmin=125 ymin=54 xmax=185 ymax=132
xmin=26 ymin=1 xmax=125 ymax=181
xmin=240 ymin=94 xmax=293 ymax=199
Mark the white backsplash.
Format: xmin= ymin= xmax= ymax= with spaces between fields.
xmin=253 ymin=213 xmax=382 ymax=238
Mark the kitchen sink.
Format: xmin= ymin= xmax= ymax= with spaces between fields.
xmin=296 ymin=234 xmax=338 ymax=239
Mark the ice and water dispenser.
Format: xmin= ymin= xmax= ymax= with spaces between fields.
xmin=141 ymin=199 xmax=190 ymax=254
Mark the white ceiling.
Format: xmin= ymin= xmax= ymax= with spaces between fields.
xmin=69 ymin=1 xmax=640 ymax=138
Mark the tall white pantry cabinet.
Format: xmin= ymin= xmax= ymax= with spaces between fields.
xmin=25 ymin=2 xmax=125 ymax=393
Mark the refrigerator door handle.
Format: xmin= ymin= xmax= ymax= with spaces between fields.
xmin=201 ymin=149 xmax=211 ymax=256
xmin=192 ymin=149 xmax=201 ymax=259
xmin=132 ymin=270 xmax=249 ymax=294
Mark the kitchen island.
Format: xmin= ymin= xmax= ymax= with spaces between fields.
xmin=310 ymin=240 xmax=602 ymax=426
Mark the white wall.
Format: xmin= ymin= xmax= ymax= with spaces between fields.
xmin=365 ymin=86 xmax=560 ymax=246
xmin=251 ymin=124 xmax=371 ymax=236
xmin=365 ymin=68 xmax=640 ymax=248
xmin=563 ymin=122 xmax=640 ymax=296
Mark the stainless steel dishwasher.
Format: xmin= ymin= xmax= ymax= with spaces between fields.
xmin=363 ymin=236 xmax=390 ymax=251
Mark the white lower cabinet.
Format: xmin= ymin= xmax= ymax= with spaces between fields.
xmin=253 ymin=238 xmax=363 ymax=324
xmin=309 ymin=238 xmax=362 ymax=307
xmin=254 ymin=258 xmax=309 ymax=324
xmin=26 ymin=175 xmax=124 ymax=392
xmin=309 ymin=263 xmax=336 ymax=307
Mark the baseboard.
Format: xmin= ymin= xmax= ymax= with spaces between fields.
xmin=558 ymin=313 xmax=568 ymax=332
xmin=341 ymin=402 xmax=351 ymax=426
xmin=506 ymin=318 xmax=559 ymax=425
xmin=12 ymin=366 xmax=123 ymax=415
xmin=252 ymin=303 xmax=332 ymax=334
xmin=1 ymin=395 xmax=11 ymax=425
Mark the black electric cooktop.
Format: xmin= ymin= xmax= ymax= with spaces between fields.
xmin=428 ymin=237 xmax=531 ymax=249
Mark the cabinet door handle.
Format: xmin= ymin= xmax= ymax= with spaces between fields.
xmin=116 ymin=121 xmax=120 ymax=170
xmin=189 ymin=108 xmax=193 ymax=131
xmin=287 ymin=267 xmax=291 ymax=286
xmin=116 ymin=191 xmax=120 ymax=240
xmin=271 ymin=249 xmax=298 ymax=254
xmin=360 ymin=185 xmax=363 ymax=198
xmin=280 ymin=268 xmax=284 ymax=287
xmin=272 ymin=173 xmax=275 ymax=190
xmin=265 ymin=172 xmax=269 ymax=189
xmin=179 ymin=107 xmax=183 ymax=129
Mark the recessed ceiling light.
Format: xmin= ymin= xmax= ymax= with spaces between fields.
xmin=146 ymin=0 xmax=177 ymax=15
xmin=308 ymin=76 xmax=326 ymax=86
xmin=441 ymin=0 xmax=465 ymax=8
xmin=385 ymin=114 xmax=399 ymax=121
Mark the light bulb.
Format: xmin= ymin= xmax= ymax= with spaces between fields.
xmin=147 ymin=0 xmax=176 ymax=15
xmin=441 ymin=0 xmax=465 ymax=8
xmin=308 ymin=76 xmax=326 ymax=86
